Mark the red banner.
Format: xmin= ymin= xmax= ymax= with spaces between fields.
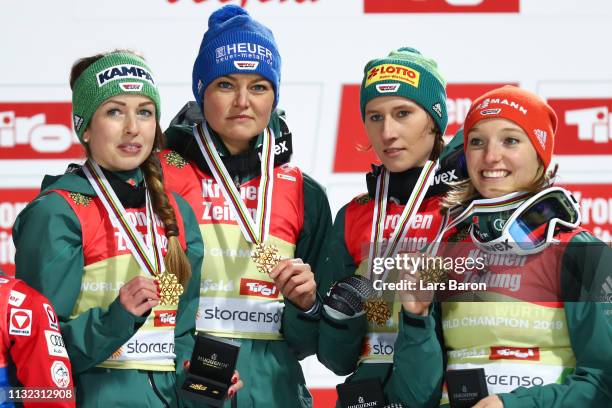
xmin=0 ymin=189 xmax=38 ymax=276
xmin=547 ymin=99 xmax=612 ymax=155
xmin=333 ymin=83 xmax=513 ymax=173
xmin=364 ymin=0 xmax=519 ymax=14
xmin=562 ymin=184 xmax=612 ymax=243
xmin=0 ymin=102 xmax=83 ymax=160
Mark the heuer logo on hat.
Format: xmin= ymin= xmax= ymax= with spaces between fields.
xmin=234 ymin=61 xmax=259 ymax=70
xmin=375 ymin=83 xmax=400 ymax=93
xmin=119 ymin=82 xmax=144 ymax=92
xmin=96 ymin=64 xmax=155 ymax=87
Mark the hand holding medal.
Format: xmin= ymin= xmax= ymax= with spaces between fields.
xmin=365 ymin=162 xmax=438 ymax=326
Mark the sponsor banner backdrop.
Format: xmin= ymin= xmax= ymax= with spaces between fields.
xmin=0 ymin=189 xmax=38 ymax=276
xmin=2 ymin=2 xmax=612 ymax=405
xmin=562 ymin=184 xmax=612 ymax=243
xmin=364 ymin=0 xmax=520 ymax=14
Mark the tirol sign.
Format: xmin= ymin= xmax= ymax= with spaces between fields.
xmin=333 ymin=83 xmax=513 ymax=173
xmin=562 ymin=184 xmax=612 ymax=244
xmin=0 ymin=189 xmax=38 ymax=276
xmin=0 ymin=102 xmax=83 ymax=160
xmin=547 ymin=99 xmax=612 ymax=155
xmin=364 ymin=0 xmax=519 ymax=13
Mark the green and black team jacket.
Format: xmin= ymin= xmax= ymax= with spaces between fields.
xmin=317 ymin=167 xmax=449 ymax=407
xmin=13 ymin=166 xmax=204 ymax=408
xmin=432 ymin=210 xmax=612 ymax=408
xmin=159 ymin=106 xmax=334 ymax=408
xmin=317 ymin=134 xmax=466 ymax=407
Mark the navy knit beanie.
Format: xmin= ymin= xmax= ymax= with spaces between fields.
xmin=192 ymin=5 xmax=281 ymax=111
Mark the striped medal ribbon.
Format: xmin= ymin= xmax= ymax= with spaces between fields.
xmin=83 ymin=161 xmax=183 ymax=305
xmin=193 ymin=123 xmax=280 ymax=274
xmin=428 ymin=190 xmax=531 ymax=257
xmin=364 ymin=160 xmax=438 ymax=325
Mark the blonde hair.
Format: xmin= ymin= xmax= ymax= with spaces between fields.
xmin=442 ymin=162 xmax=558 ymax=212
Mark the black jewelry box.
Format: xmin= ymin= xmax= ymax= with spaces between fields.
xmin=446 ymin=368 xmax=489 ymax=408
xmin=180 ymin=333 xmax=241 ymax=407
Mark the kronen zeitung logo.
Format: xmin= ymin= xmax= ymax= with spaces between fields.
xmin=96 ymin=64 xmax=155 ymax=87
xmin=365 ymin=64 xmax=420 ymax=88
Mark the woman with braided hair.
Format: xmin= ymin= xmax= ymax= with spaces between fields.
xmin=12 ymin=50 xmax=241 ymax=407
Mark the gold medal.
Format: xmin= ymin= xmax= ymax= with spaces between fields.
xmin=364 ymin=297 xmax=392 ymax=326
xmin=156 ymin=272 xmax=184 ymax=305
xmin=251 ymin=243 xmax=282 ymax=275
xmin=419 ymin=256 xmax=451 ymax=285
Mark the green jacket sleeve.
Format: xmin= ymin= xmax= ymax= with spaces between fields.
xmin=13 ymin=192 xmax=145 ymax=375
xmin=499 ymin=232 xmax=612 ymax=407
xmin=172 ymin=194 xmax=204 ymax=387
xmin=387 ymin=306 xmax=444 ymax=407
xmin=317 ymin=203 xmax=369 ymax=375
xmin=281 ymin=173 xmax=333 ymax=360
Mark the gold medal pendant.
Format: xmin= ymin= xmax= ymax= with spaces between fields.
xmin=156 ymin=273 xmax=184 ymax=306
xmin=250 ymin=243 xmax=282 ymax=275
xmin=419 ymin=256 xmax=450 ymax=285
xmin=364 ymin=297 xmax=392 ymax=326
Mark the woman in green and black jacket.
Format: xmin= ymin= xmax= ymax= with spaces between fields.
xmin=13 ymin=50 xmax=211 ymax=407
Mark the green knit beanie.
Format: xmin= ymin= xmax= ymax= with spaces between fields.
xmin=360 ymin=47 xmax=448 ymax=135
xmin=71 ymin=52 xmax=161 ymax=142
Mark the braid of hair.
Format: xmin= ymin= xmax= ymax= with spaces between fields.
xmin=141 ymin=124 xmax=192 ymax=288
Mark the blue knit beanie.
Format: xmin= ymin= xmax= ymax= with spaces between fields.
xmin=192 ymin=5 xmax=281 ymax=111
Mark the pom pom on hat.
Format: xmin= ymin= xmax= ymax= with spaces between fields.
xmin=192 ymin=5 xmax=281 ymax=112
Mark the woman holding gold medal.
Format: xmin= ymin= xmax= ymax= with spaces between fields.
xmin=317 ymin=47 xmax=462 ymax=407
xmin=12 ymin=50 xmax=241 ymax=406
xmin=417 ymin=85 xmax=612 ymax=407
xmin=159 ymin=5 xmax=333 ymax=408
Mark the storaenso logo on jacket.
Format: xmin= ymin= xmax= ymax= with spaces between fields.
xmin=96 ymin=64 xmax=155 ymax=86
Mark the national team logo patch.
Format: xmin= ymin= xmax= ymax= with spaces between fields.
xmin=43 ymin=303 xmax=59 ymax=330
xmin=9 ymin=308 xmax=32 ymax=336
xmin=375 ymin=83 xmax=401 ymax=93
xmin=119 ymin=82 xmax=144 ymax=92
xmin=51 ymin=361 xmax=71 ymax=388
xmin=233 ymin=61 xmax=259 ymax=70
xmin=8 ymin=290 xmax=26 ymax=307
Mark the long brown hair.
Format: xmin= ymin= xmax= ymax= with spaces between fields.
xmin=70 ymin=50 xmax=191 ymax=288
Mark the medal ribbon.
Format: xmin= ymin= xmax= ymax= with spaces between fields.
xmin=428 ymin=190 xmax=531 ymax=256
xmin=367 ymin=160 xmax=438 ymax=281
xmin=194 ymin=123 xmax=275 ymax=244
xmin=83 ymin=161 xmax=165 ymax=277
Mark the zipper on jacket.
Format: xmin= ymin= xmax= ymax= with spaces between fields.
xmin=148 ymin=371 xmax=171 ymax=408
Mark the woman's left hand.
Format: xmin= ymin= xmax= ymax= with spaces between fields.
xmin=270 ymin=258 xmax=316 ymax=311
xmin=227 ymin=370 xmax=243 ymax=400
xmin=472 ymin=395 xmax=504 ymax=408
